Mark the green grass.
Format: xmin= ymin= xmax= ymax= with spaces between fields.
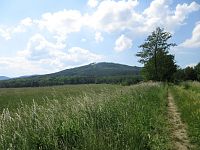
xmin=180 ymin=81 xmax=200 ymax=93
xmin=171 ymin=82 xmax=200 ymax=149
xmin=0 ymin=84 xmax=120 ymax=111
xmin=0 ymin=83 xmax=171 ymax=149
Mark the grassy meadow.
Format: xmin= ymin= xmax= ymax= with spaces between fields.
xmin=170 ymin=82 xmax=200 ymax=149
xmin=0 ymin=82 xmax=200 ymax=150
xmin=0 ymin=84 xmax=120 ymax=111
xmin=0 ymin=83 xmax=172 ymax=149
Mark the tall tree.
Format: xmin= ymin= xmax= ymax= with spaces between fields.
xmin=136 ymin=27 xmax=177 ymax=81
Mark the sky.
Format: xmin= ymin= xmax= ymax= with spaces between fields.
xmin=0 ymin=0 xmax=200 ymax=77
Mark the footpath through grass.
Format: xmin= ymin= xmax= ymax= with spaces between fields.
xmin=171 ymin=82 xmax=200 ymax=149
xmin=0 ymin=83 xmax=171 ymax=149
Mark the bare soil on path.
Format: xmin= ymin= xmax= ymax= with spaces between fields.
xmin=168 ymin=92 xmax=193 ymax=150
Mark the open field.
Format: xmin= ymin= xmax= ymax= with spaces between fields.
xmin=0 ymin=83 xmax=172 ymax=149
xmin=0 ymin=84 xmax=121 ymax=111
xmin=0 ymin=82 xmax=200 ymax=149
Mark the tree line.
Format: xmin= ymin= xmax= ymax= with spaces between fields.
xmin=173 ymin=63 xmax=200 ymax=82
xmin=0 ymin=75 xmax=142 ymax=88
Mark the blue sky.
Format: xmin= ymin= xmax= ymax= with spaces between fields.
xmin=0 ymin=0 xmax=200 ymax=77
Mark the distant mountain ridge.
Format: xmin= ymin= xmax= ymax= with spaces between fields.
xmin=0 ymin=76 xmax=10 ymax=81
xmin=0 ymin=62 xmax=142 ymax=88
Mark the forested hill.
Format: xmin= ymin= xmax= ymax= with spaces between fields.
xmin=0 ymin=62 xmax=142 ymax=88
xmin=49 ymin=62 xmax=141 ymax=77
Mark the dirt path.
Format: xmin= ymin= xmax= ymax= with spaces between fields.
xmin=168 ymin=92 xmax=192 ymax=150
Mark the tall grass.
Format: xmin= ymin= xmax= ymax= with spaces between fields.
xmin=181 ymin=81 xmax=200 ymax=93
xmin=0 ymin=83 xmax=171 ymax=149
xmin=0 ymin=84 xmax=120 ymax=111
xmin=171 ymin=83 xmax=200 ymax=149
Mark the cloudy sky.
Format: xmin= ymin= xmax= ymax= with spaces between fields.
xmin=0 ymin=0 xmax=200 ymax=77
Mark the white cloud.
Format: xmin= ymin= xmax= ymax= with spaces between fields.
xmin=85 ymin=0 xmax=140 ymax=32
xmin=0 ymin=17 xmax=33 ymax=40
xmin=36 ymin=10 xmax=83 ymax=42
xmin=1 ymin=0 xmax=199 ymax=41
xmin=19 ymin=34 xmax=66 ymax=60
xmin=143 ymin=0 xmax=169 ymax=18
xmin=0 ymin=28 xmax=11 ymax=40
xmin=166 ymin=1 xmax=200 ymax=32
xmin=180 ymin=22 xmax=200 ymax=48
xmin=0 ymin=9 xmax=83 ymax=41
xmin=19 ymin=34 xmax=102 ymax=68
xmin=0 ymin=26 xmax=26 ymax=40
xmin=95 ymin=32 xmax=104 ymax=43
xmin=66 ymin=47 xmax=102 ymax=63
xmin=87 ymin=0 xmax=99 ymax=8
xmin=0 ymin=0 xmax=140 ymax=40
xmin=20 ymin=17 xmax=33 ymax=26
xmin=85 ymin=0 xmax=200 ymax=34
xmin=114 ymin=34 xmax=132 ymax=52
xmin=0 ymin=57 xmax=48 ymax=77
xmin=139 ymin=0 xmax=200 ymax=33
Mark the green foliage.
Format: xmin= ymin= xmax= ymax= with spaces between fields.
xmin=142 ymin=51 xmax=177 ymax=81
xmin=182 ymin=82 xmax=190 ymax=90
xmin=173 ymin=63 xmax=200 ymax=82
xmin=0 ymin=75 xmax=142 ymax=88
xmin=195 ymin=63 xmax=200 ymax=81
xmin=184 ymin=67 xmax=197 ymax=80
xmin=136 ymin=27 xmax=177 ymax=81
xmin=171 ymin=82 xmax=200 ymax=148
xmin=0 ymin=84 xmax=172 ymax=149
xmin=173 ymin=69 xmax=185 ymax=83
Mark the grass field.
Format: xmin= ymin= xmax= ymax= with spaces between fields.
xmin=0 ymin=84 xmax=120 ymax=111
xmin=0 ymin=83 xmax=172 ymax=149
xmin=171 ymin=82 xmax=200 ymax=149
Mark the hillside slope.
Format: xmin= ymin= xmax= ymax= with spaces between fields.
xmin=0 ymin=62 xmax=142 ymax=88
xmin=48 ymin=62 xmax=141 ymax=77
